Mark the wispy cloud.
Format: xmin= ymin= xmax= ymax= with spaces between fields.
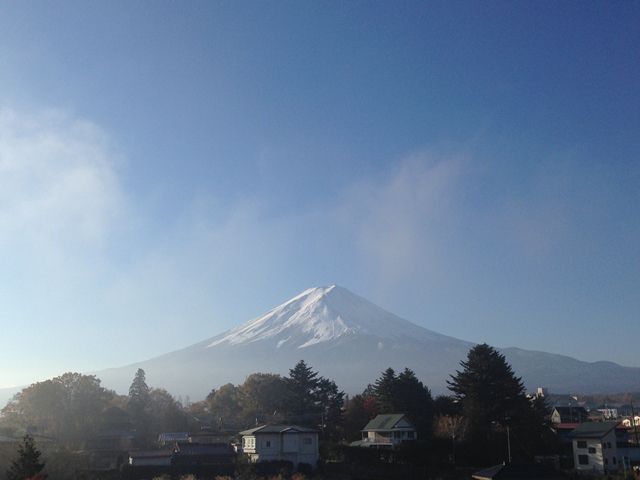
xmin=0 ymin=108 xmax=123 ymax=269
xmin=336 ymin=151 xmax=465 ymax=288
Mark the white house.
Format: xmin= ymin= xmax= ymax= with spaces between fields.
xmin=351 ymin=414 xmax=417 ymax=448
xmin=570 ymin=421 xmax=620 ymax=475
xmin=239 ymin=425 xmax=319 ymax=468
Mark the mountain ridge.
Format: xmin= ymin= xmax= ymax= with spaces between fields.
xmin=1 ymin=285 xmax=638 ymax=405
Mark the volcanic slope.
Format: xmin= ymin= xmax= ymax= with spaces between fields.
xmin=96 ymin=285 xmax=640 ymax=398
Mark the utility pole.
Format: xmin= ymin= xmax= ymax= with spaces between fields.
xmin=506 ymin=425 xmax=512 ymax=464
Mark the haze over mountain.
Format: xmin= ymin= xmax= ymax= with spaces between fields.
xmin=90 ymin=285 xmax=639 ymax=399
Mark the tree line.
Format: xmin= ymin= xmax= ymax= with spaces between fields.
xmin=1 ymin=343 xmax=558 ymax=476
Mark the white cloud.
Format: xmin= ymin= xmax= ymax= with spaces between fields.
xmin=0 ymin=108 xmax=123 ymax=265
xmin=335 ymin=151 xmax=465 ymax=289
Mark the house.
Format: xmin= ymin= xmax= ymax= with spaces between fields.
xmin=597 ymin=407 xmax=618 ymax=420
xmin=351 ymin=414 xmax=417 ymax=448
xmin=86 ymin=430 xmax=135 ymax=471
xmin=128 ymin=449 xmax=174 ymax=467
xmin=239 ymin=425 xmax=319 ymax=468
xmin=158 ymin=432 xmax=190 ymax=447
xmin=172 ymin=443 xmax=235 ymax=468
xmin=570 ymin=421 xmax=620 ymax=475
xmin=551 ymin=407 xmax=588 ymax=424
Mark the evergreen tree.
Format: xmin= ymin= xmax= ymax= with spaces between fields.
xmin=6 ymin=434 xmax=45 ymax=480
xmin=128 ymin=369 xmax=151 ymax=444
xmin=372 ymin=368 xmax=434 ymax=438
xmin=447 ymin=343 xmax=528 ymax=442
xmin=372 ymin=368 xmax=397 ymax=413
xmin=395 ymin=368 xmax=434 ymax=436
xmin=128 ymin=368 xmax=150 ymax=412
xmin=446 ymin=343 xmax=557 ymax=463
xmin=316 ymin=377 xmax=344 ymax=441
xmin=285 ymin=360 xmax=320 ymax=422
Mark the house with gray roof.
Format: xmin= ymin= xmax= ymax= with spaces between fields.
xmin=551 ymin=406 xmax=588 ymax=424
xmin=351 ymin=414 xmax=416 ymax=448
xmin=238 ymin=425 xmax=319 ymax=468
xmin=570 ymin=421 xmax=620 ymax=475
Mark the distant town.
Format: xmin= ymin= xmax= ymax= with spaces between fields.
xmin=1 ymin=344 xmax=638 ymax=480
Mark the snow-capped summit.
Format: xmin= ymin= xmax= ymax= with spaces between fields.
xmin=207 ymin=284 xmax=447 ymax=349
xmin=91 ymin=284 xmax=640 ymax=400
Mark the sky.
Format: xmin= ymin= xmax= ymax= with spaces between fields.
xmin=0 ymin=1 xmax=638 ymax=389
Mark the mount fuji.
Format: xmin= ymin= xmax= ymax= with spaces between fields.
xmin=94 ymin=285 xmax=639 ymax=398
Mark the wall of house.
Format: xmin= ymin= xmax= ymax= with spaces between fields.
xmin=242 ymin=435 xmax=257 ymax=453
xmin=247 ymin=433 xmax=318 ymax=467
xmin=573 ymin=431 xmax=619 ymax=475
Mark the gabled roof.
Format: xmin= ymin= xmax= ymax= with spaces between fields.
xmin=363 ymin=414 xmax=412 ymax=431
xmin=553 ymin=406 xmax=588 ymax=415
xmin=239 ymin=424 xmax=319 ymax=436
xmin=569 ymin=421 xmax=619 ymax=439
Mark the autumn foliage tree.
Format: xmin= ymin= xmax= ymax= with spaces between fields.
xmin=1 ymin=373 xmax=113 ymax=445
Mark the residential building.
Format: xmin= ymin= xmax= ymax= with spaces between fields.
xmin=158 ymin=432 xmax=190 ymax=447
xmin=351 ymin=414 xmax=417 ymax=448
xmin=570 ymin=421 xmax=620 ymax=475
xmin=551 ymin=406 xmax=588 ymax=424
xmin=239 ymin=425 xmax=319 ymax=468
xmin=128 ymin=450 xmax=174 ymax=467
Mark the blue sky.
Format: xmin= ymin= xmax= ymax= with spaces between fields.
xmin=0 ymin=1 xmax=638 ymax=389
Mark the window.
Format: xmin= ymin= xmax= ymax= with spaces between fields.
xmin=578 ymin=455 xmax=589 ymax=465
xmin=607 ymin=442 xmax=612 ymax=448
xmin=577 ymin=441 xmax=587 ymax=449
xmin=588 ymin=447 xmax=596 ymax=454
xmin=605 ymin=458 xmax=608 ymax=465
xmin=393 ymin=431 xmax=402 ymax=439
xmin=613 ymin=457 xmax=617 ymax=465
xmin=407 ymin=431 xmax=415 ymax=439
xmin=265 ymin=440 xmax=271 ymax=448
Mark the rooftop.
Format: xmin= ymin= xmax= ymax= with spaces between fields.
xmin=569 ymin=421 xmax=619 ymax=439
xmin=363 ymin=414 xmax=411 ymax=431
xmin=239 ymin=424 xmax=319 ymax=436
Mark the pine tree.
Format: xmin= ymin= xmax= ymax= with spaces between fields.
xmin=316 ymin=377 xmax=344 ymax=440
xmin=128 ymin=368 xmax=151 ymax=443
xmin=372 ymin=367 xmax=434 ymax=437
xmin=447 ymin=344 xmax=529 ymax=444
xmin=286 ymin=360 xmax=320 ymax=422
xmin=6 ymin=434 xmax=45 ymax=480
xmin=395 ymin=368 xmax=434 ymax=436
xmin=372 ymin=368 xmax=397 ymax=413
xmin=128 ymin=368 xmax=150 ymax=412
